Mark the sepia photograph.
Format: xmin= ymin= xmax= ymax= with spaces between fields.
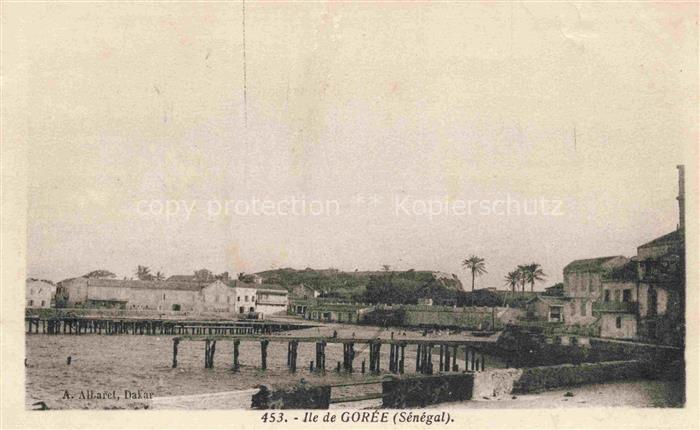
xmin=1 ymin=1 xmax=697 ymax=428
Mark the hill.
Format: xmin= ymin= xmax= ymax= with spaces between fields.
xmin=254 ymin=268 xmax=464 ymax=300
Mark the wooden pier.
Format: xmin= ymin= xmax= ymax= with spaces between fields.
xmin=25 ymin=316 xmax=311 ymax=336
xmin=172 ymin=334 xmax=492 ymax=375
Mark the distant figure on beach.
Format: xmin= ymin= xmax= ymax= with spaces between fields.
xmin=351 ymin=332 xmax=355 ymax=338
xmin=332 ymin=330 xmax=337 ymax=338
xmin=66 ymin=356 xmax=72 ymax=365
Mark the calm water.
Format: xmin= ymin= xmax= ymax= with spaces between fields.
xmin=27 ymin=326 xmax=496 ymax=410
xmin=26 ymin=330 xmax=679 ymax=409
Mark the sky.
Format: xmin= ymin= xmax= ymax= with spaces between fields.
xmin=7 ymin=2 xmax=696 ymax=289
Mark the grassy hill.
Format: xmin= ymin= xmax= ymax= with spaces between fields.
xmin=255 ymin=268 xmax=464 ymax=300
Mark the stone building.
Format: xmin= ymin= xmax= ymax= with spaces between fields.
xmin=56 ymin=277 xmax=207 ymax=311
xmin=55 ymin=277 xmax=288 ymax=316
xmin=525 ymin=295 xmax=566 ymax=323
xmin=305 ymin=302 xmax=366 ymax=323
xmin=26 ymin=278 xmax=56 ymax=308
xmin=227 ymin=281 xmax=259 ymax=314
xmin=254 ymin=284 xmax=289 ymax=317
xmin=562 ymin=255 xmax=629 ymax=325
xmin=559 ymin=229 xmax=685 ymax=342
xmin=556 ymin=165 xmax=686 ymax=344
xmin=543 ymin=283 xmax=564 ymax=296
xmin=633 ymin=229 xmax=685 ymax=344
xmin=596 ymin=167 xmax=686 ymax=343
xmin=289 ymin=284 xmax=319 ymax=299
xmin=593 ymin=228 xmax=685 ymax=342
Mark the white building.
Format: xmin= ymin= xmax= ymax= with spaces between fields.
xmin=54 ymin=277 xmax=284 ymax=316
xmin=26 ymin=278 xmax=56 ymax=308
xmin=254 ymin=285 xmax=289 ymax=317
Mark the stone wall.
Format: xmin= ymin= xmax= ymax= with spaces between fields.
xmin=600 ymin=313 xmax=637 ymax=339
xmin=495 ymin=325 xmax=683 ymax=368
xmin=512 ymin=360 xmax=645 ymax=393
xmin=382 ymin=373 xmax=474 ymax=408
xmin=251 ymin=384 xmax=331 ymax=409
xmin=588 ymin=338 xmax=682 ymax=362
xmin=403 ymin=307 xmax=503 ymax=329
xmin=472 ymin=368 xmax=523 ymax=399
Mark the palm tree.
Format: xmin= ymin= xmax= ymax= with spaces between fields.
xmin=522 ymin=263 xmax=546 ymax=292
xmin=504 ymin=270 xmax=521 ymax=293
xmin=516 ymin=264 xmax=528 ymax=292
xmin=155 ymin=271 xmax=165 ymax=281
xmin=135 ymin=265 xmax=153 ymax=281
xmin=462 ymin=255 xmax=487 ymax=291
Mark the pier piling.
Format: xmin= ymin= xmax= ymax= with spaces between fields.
xmin=444 ymin=344 xmax=450 ymax=372
xmin=315 ymin=341 xmax=326 ymax=372
xmin=260 ymin=340 xmax=269 ymax=370
xmin=172 ymin=338 xmax=179 ymax=368
xmin=232 ymin=339 xmax=240 ymax=371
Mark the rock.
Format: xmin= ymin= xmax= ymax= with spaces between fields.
xmin=564 ymin=391 xmax=575 ymax=397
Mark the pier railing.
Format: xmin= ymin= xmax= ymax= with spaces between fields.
xmin=25 ymin=316 xmax=312 ymax=336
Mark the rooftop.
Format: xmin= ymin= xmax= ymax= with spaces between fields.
xmin=527 ymin=295 xmax=569 ymax=306
xmin=166 ymin=275 xmax=197 ymax=282
xmin=563 ymin=256 xmax=627 ymax=273
xmin=225 ymin=280 xmax=288 ymax=291
xmin=638 ymin=229 xmax=684 ymax=249
xmin=603 ymin=260 xmax=638 ymax=282
xmin=85 ymin=278 xmax=207 ymax=291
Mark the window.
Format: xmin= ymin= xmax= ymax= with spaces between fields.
xmin=227 ymin=296 xmax=230 ymax=304
xmin=252 ymin=296 xmax=255 ymax=302
xmin=237 ymin=296 xmax=241 ymax=302
xmin=163 ymin=293 xmax=166 ymax=300
xmin=41 ymin=300 xmax=45 ymax=307
xmin=28 ymin=300 xmax=33 ymax=306
xmin=622 ymin=289 xmax=632 ymax=303
xmin=245 ymin=296 xmax=248 ymax=302
xmin=249 ymin=307 xmax=254 ymax=312
xmin=604 ymin=290 xmax=610 ymax=302
xmin=614 ymin=290 xmax=621 ymax=302
xmin=615 ymin=316 xmax=622 ymax=329
xmin=580 ymin=301 xmax=586 ymax=316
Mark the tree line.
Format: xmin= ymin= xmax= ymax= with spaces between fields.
xmin=359 ymin=256 xmax=549 ymax=306
xmin=460 ymin=255 xmax=546 ymax=292
xmin=80 ymin=267 xmax=230 ymax=282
